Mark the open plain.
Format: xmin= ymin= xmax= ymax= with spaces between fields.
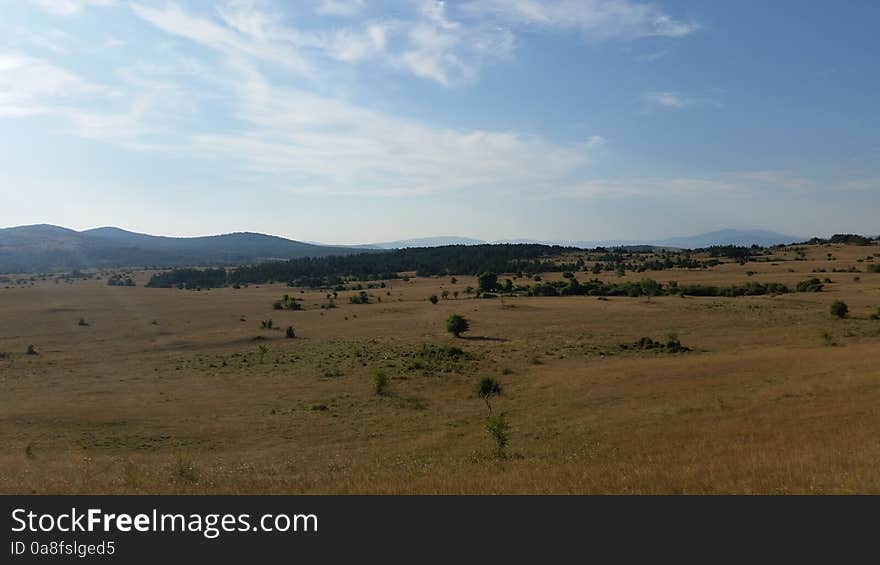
xmin=2 ymin=242 xmax=880 ymax=494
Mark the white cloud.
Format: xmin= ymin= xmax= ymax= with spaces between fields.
xmin=28 ymin=0 xmax=115 ymax=17
xmin=0 ymin=53 xmax=105 ymax=117
xmin=461 ymin=0 xmax=700 ymax=41
xmin=130 ymin=2 xmax=313 ymax=76
xmin=642 ymin=90 xmax=721 ymax=111
xmin=188 ymin=62 xmax=597 ymax=196
xmin=315 ymin=0 xmax=365 ymax=17
xmin=643 ymin=90 xmax=691 ymax=109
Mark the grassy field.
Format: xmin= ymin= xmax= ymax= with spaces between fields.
xmin=2 ymin=242 xmax=880 ymax=494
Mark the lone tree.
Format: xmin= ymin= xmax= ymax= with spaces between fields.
xmin=446 ymin=314 xmax=470 ymax=337
xmin=476 ymin=376 xmax=502 ymax=414
xmin=477 ymin=271 xmax=498 ymax=293
xmin=485 ymin=413 xmax=510 ymax=458
xmin=831 ymin=300 xmax=849 ymax=319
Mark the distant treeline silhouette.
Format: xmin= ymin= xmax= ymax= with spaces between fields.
xmin=146 ymin=244 xmax=580 ymax=288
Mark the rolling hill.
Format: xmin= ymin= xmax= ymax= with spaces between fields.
xmin=0 ymin=225 xmax=369 ymax=273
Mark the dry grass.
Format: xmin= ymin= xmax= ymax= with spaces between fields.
xmin=1 ymin=243 xmax=879 ymax=493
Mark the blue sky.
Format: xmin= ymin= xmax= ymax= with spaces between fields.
xmin=1 ymin=0 xmax=878 ymax=243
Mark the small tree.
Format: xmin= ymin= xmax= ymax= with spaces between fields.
xmin=429 ymin=294 xmax=439 ymax=304
xmin=26 ymin=344 xmax=38 ymax=355
xmin=446 ymin=313 xmax=470 ymax=337
xmin=831 ymin=300 xmax=849 ymax=319
xmin=476 ymin=376 xmax=502 ymax=414
xmin=372 ymin=368 xmax=390 ymax=396
xmin=477 ymin=272 xmax=498 ymax=293
xmin=485 ymin=413 xmax=510 ymax=458
xmin=257 ymin=344 xmax=268 ymax=363
xmin=285 ymin=326 xmax=296 ymax=339
xmin=441 ymin=290 xmax=450 ymax=300
xmin=450 ymin=277 xmax=457 ymax=284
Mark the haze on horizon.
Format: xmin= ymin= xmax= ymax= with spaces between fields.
xmin=1 ymin=0 xmax=878 ymax=244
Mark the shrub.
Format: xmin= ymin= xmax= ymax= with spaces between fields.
xmin=445 ymin=314 xmax=470 ymax=337
xmin=429 ymin=294 xmax=439 ymax=304
xmin=831 ymin=300 xmax=849 ymax=319
xmin=78 ymin=317 xmax=89 ymax=326
xmin=257 ymin=344 xmax=269 ymax=363
xmin=261 ymin=319 xmax=273 ymax=329
xmin=285 ymin=326 xmax=296 ymax=339
xmin=349 ymin=291 xmax=370 ymax=304
xmin=372 ymin=368 xmax=390 ymax=396
xmin=26 ymin=344 xmax=37 ymax=355
xmin=441 ymin=290 xmax=450 ymax=300
xmin=476 ymin=376 xmax=502 ymax=414
xmin=796 ymin=278 xmax=824 ymax=292
xmin=485 ymin=413 xmax=510 ymax=458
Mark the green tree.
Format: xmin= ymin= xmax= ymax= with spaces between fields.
xmin=476 ymin=376 xmax=502 ymax=414
xmin=477 ymin=272 xmax=498 ymax=293
xmin=446 ymin=314 xmax=470 ymax=337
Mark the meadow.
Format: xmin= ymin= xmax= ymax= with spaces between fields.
xmin=2 ymin=242 xmax=879 ymax=494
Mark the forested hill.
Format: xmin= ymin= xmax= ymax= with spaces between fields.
xmin=146 ymin=244 xmax=579 ymax=288
xmin=0 ymin=224 xmax=368 ymax=273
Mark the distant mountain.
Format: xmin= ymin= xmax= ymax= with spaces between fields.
xmin=494 ymin=229 xmax=800 ymax=249
xmin=369 ymin=236 xmax=486 ymax=249
xmin=0 ymin=224 xmax=370 ymax=273
xmin=0 ymin=225 xmax=806 ymax=273
xmin=654 ymin=229 xmax=800 ymax=249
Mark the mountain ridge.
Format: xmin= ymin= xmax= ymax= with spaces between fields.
xmin=0 ymin=225 xmax=807 ymax=273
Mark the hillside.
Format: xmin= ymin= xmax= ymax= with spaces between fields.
xmin=0 ymin=225 xmax=369 ymax=273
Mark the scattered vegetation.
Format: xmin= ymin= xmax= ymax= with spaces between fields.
xmin=273 ymin=294 xmax=303 ymax=311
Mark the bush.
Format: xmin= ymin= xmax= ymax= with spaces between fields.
xmin=26 ymin=344 xmax=37 ymax=355
xmin=485 ymin=413 xmax=510 ymax=458
xmin=831 ymin=300 xmax=849 ymax=319
xmin=349 ymin=291 xmax=370 ymax=304
xmin=261 ymin=319 xmax=273 ymax=329
xmin=285 ymin=326 xmax=296 ymax=339
xmin=78 ymin=317 xmax=89 ymax=326
xmin=796 ymin=278 xmax=824 ymax=292
xmin=445 ymin=314 xmax=470 ymax=337
xmin=429 ymin=294 xmax=439 ymax=304
xmin=372 ymin=368 xmax=390 ymax=396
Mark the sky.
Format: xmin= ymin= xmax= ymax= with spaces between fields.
xmin=0 ymin=0 xmax=878 ymax=244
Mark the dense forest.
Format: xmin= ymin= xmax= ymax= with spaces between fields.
xmin=146 ymin=244 xmax=580 ymax=288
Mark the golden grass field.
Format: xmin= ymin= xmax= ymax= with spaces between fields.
xmin=2 ymin=242 xmax=879 ymax=494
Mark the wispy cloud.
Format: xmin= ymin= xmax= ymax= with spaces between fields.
xmin=27 ymin=0 xmax=115 ymax=17
xmin=642 ymin=90 xmax=721 ymax=112
xmin=189 ymin=61 xmax=597 ymax=196
xmin=0 ymin=53 xmax=106 ymax=117
xmin=461 ymin=0 xmax=700 ymax=41
xmin=314 ymin=0 xmax=365 ymax=17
